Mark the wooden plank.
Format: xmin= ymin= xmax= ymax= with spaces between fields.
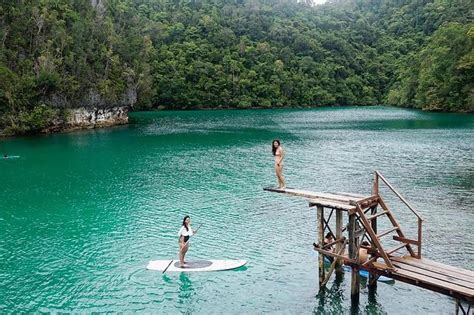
xmin=333 ymin=192 xmax=368 ymax=199
xmin=368 ymin=206 xmax=378 ymax=290
xmin=308 ymin=198 xmax=355 ymax=211
xmin=416 ymin=257 xmax=474 ymax=277
xmin=321 ymin=240 xmax=348 ymax=288
xmin=362 ymin=256 xmax=379 ymax=267
xmin=264 ymin=188 xmax=353 ymax=202
xmin=390 ymin=260 xmax=474 ymax=290
xmin=387 ymin=243 xmax=408 ymax=255
xmin=317 ymin=206 xmax=324 ymax=287
xmin=321 ymin=237 xmax=345 ymax=250
xmin=391 ymin=256 xmax=474 ymax=281
xmin=393 ymin=256 xmax=474 ymax=279
xmin=393 ymin=235 xmax=420 ymax=245
xmin=348 ymin=213 xmax=360 ymax=302
xmin=349 ymin=195 xmax=379 ymax=207
xmin=376 ymin=226 xmax=399 ymax=238
xmin=336 ymin=209 xmax=343 ymax=276
xmin=313 ymin=246 xmax=355 ymax=263
xmin=372 ymin=262 xmax=474 ymax=298
xmin=366 ymin=210 xmax=389 ymax=221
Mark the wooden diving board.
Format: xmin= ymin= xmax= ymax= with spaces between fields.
xmin=263 ymin=187 xmax=373 ymax=211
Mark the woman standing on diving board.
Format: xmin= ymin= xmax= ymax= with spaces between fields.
xmin=178 ymin=215 xmax=197 ymax=268
xmin=272 ymin=139 xmax=286 ymax=189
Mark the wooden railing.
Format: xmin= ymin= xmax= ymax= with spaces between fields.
xmin=373 ymin=171 xmax=423 ymax=258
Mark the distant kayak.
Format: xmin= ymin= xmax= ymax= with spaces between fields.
xmin=1 ymin=155 xmax=20 ymax=159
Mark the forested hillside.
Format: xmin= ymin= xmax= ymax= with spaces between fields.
xmin=0 ymin=0 xmax=472 ymax=134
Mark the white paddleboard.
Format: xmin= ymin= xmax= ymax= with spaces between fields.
xmin=146 ymin=259 xmax=247 ymax=272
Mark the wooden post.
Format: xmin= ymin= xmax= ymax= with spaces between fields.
xmin=335 ymin=209 xmax=343 ymax=277
xmin=455 ymin=299 xmax=460 ymax=315
xmin=368 ymin=206 xmax=378 ymax=293
xmin=417 ymin=218 xmax=422 ymax=258
xmin=317 ymin=205 xmax=325 ymax=288
xmin=373 ymin=172 xmax=379 ymax=195
xmin=348 ymin=213 xmax=360 ymax=305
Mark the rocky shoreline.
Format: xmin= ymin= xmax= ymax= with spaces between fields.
xmin=61 ymin=106 xmax=129 ymax=131
xmin=0 ymin=106 xmax=129 ymax=137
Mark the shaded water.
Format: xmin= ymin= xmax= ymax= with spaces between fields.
xmin=0 ymin=107 xmax=473 ymax=313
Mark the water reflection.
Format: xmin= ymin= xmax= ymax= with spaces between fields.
xmin=313 ymin=275 xmax=345 ymax=314
xmin=177 ymin=272 xmax=194 ymax=309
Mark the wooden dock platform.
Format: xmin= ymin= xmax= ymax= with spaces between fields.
xmin=369 ymin=256 xmax=474 ymax=302
xmin=264 ymin=172 xmax=474 ymax=314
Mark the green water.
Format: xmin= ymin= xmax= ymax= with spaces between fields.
xmin=1 ymin=107 xmax=473 ymax=313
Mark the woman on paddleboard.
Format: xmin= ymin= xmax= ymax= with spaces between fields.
xmin=178 ymin=215 xmax=197 ymax=268
xmin=272 ymin=140 xmax=286 ymax=189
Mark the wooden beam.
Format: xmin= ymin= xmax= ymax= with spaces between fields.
xmin=387 ymin=243 xmax=409 ymax=255
xmin=336 ymin=209 xmax=343 ymax=277
xmin=321 ymin=240 xmax=348 ymax=288
xmin=373 ymin=172 xmax=379 ymax=195
xmin=348 ymin=213 xmax=360 ymax=304
xmin=308 ymin=198 xmax=355 ymax=211
xmin=376 ymin=226 xmax=399 ymax=239
xmin=313 ymin=246 xmax=355 ymax=263
xmin=393 ymin=235 xmax=420 ymax=245
xmin=369 ymin=206 xmax=378 ymax=291
xmin=366 ymin=210 xmax=389 ymax=221
xmin=349 ymin=195 xmax=379 ymax=207
xmin=317 ymin=205 xmax=324 ymax=288
xmin=320 ymin=237 xmax=345 ymax=250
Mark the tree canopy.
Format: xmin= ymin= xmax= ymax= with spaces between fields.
xmin=0 ymin=0 xmax=472 ymax=133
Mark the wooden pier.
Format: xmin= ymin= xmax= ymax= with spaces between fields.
xmin=264 ymin=171 xmax=474 ymax=314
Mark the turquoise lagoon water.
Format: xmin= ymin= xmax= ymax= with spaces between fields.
xmin=0 ymin=107 xmax=473 ymax=313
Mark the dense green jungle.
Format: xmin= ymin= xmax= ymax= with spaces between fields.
xmin=0 ymin=0 xmax=472 ymax=134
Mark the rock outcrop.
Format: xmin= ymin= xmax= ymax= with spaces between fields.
xmin=63 ymin=107 xmax=128 ymax=131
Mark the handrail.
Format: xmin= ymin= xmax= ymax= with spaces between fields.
xmin=374 ymin=171 xmax=423 ymax=258
xmin=375 ymin=171 xmax=423 ymax=220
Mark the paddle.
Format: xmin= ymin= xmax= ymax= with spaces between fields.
xmin=162 ymin=223 xmax=203 ymax=274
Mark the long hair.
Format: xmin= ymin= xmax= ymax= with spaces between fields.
xmin=182 ymin=215 xmax=190 ymax=231
xmin=272 ymin=139 xmax=280 ymax=156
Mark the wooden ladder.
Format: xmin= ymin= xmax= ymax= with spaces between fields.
xmin=354 ymin=197 xmax=417 ymax=269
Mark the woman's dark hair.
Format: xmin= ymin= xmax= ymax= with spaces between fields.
xmin=325 ymin=232 xmax=333 ymax=239
xmin=272 ymin=139 xmax=281 ymax=156
xmin=182 ymin=215 xmax=190 ymax=231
